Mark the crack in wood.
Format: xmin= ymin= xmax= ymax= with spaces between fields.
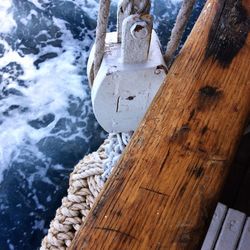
xmin=94 ymin=227 xmax=138 ymax=240
xmin=188 ymin=165 xmax=205 ymax=179
xmin=188 ymin=109 xmax=196 ymax=122
xmin=139 ymin=186 xmax=170 ymax=198
xmin=159 ymin=148 xmax=171 ymax=174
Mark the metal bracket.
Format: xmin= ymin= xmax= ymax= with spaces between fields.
xmin=122 ymin=14 xmax=153 ymax=64
xmin=117 ymin=0 xmax=151 ymax=43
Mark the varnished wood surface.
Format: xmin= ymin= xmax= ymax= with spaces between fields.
xmin=71 ymin=0 xmax=250 ymax=249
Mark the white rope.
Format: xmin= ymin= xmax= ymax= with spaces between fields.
xmin=119 ymin=0 xmax=151 ymax=14
xmin=119 ymin=0 xmax=133 ymax=16
xmin=94 ymin=0 xmax=151 ymax=76
xmin=41 ymin=133 xmax=132 ymax=250
xmin=41 ymin=1 xmax=200 ymax=249
xmin=133 ymin=0 xmax=151 ymax=14
xmin=164 ymin=0 xmax=197 ymax=66
xmin=94 ymin=0 xmax=111 ymax=77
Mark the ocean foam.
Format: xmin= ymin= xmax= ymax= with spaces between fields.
xmin=0 ymin=0 xmax=16 ymax=33
xmin=0 ymin=1 xmax=207 ymax=249
xmin=0 ymin=17 xmax=92 ymax=181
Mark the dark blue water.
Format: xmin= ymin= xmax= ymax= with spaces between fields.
xmin=0 ymin=0 xmax=205 ymax=249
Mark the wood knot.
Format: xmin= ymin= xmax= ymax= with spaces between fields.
xmin=170 ymin=124 xmax=191 ymax=144
xmin=199 ymin=86 xmax=221 ymax=98
xmin=189 ymin=165 xmax=205 ymax=179
xmin=197 ymin=85 xmax=223 ymax=110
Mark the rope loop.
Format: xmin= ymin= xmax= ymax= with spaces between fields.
xmin=41 ymin=133 xmax=133 ymax=250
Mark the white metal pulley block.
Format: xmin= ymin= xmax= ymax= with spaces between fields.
xmin=87 ymin=14 xmax=167 ymax=133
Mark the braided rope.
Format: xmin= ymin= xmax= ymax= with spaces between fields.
xmin=119 ymin=0 xmax=151 ymax=15
xmin=119 ymin=0 xmax=133 ymax=15
xmin=41 ymin=0 xmax=200 ymax=249
xmin=133 ymin=0 xmax=151 ymax=14
xmin=164 ymin=0 xmax=197 ymax=66
xmin=94 ymin=0 xmax=111 ymax=77
xmin=41 ymin=133 xmax=132 ymax=250
xmin=94 ymin=0 xmax=151 ymax=76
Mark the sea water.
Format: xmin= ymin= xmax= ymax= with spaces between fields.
xmin=0 ymin=0 xmax=204 ymax=249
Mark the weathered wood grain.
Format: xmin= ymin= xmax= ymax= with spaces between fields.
xmin=71 ymin=0 xmax=250 ymax=249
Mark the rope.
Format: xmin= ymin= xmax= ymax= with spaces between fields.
xmin=119 ymin=0 xmax=133 ymax=16
xmin=133 ymin=0 xmax=151 ymax=14
xmin=94 ymin=0 xmax=111 ymax=77
xmin=94 ymin=0 xmax=151 ymax=76
xmin=41 ymin=1 xmax=199 ymax=249
xmin=41 ymin=133 xmax=132 ymax=250
xmin=164 ymin=0 xmax=197 ymax=66
xmin=119 ymin=0 xmax=151 ymax=15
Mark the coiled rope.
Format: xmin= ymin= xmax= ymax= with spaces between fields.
xmin=41 ymin=133 xmax=132 ymax=250
xmin=41 ymin=0 xmax=198 ymax=249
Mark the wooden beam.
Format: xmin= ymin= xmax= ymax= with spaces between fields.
xmin=71 ymin=0 xmax=250 ymax=249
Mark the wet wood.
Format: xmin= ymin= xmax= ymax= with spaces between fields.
xmin=71 ymin=0 xmax=250 ymax=249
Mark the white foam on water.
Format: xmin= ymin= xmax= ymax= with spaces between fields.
xmin=0 ymin=0 xmax=188 ymax=184
xmin=0 ymin=0 xmax=186 ymax=183
xmin=74 ymin=0 xmax=99 ymax=18
xmin=0 ymin=0 xmax=207 ymax=247
xmin=28 ymin=0 xmax=45 ymax=10
xmin=0 ymin=0 xmax=16 ymax=33
xmin=0 ymin=17 xmax=93 ymax=182
xmin=171 ymin=0 xmax=182 ymax=3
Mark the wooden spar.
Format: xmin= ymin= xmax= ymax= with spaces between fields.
xmin=71 ymin=0 xmax=250 ymax=249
